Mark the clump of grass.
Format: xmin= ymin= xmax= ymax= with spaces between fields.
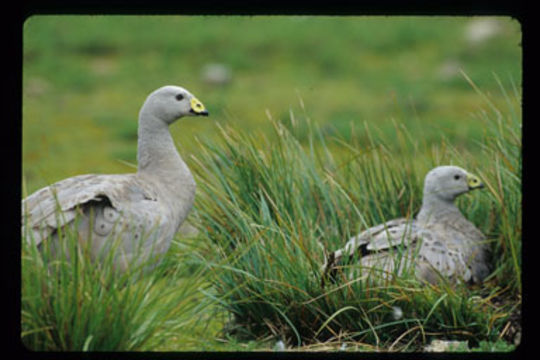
xmin=21 ymin=213 xmax=213 ymax=351
xmin=192 ymin=77 xmax=521 ymax=350
xmin=466 ymin=73 xmax=522 ymax=295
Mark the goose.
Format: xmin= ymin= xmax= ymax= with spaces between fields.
xmin=22 ymin=85 xmax=209 ymax=272
xmin=322 ymin=166 xmax=490 ymax=285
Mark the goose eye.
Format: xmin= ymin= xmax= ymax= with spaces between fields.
xmin=454 ymin=174 xmax=461 ymax=180
xmin=175 ymin=94 xmax=184 ymax=101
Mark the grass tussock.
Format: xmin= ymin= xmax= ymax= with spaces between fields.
xmin=191 ymin=77 xmax=521 ymax=350
xmin=21 ymin=220 xmax=213 ymax=351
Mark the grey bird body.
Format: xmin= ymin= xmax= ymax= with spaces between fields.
xmin=323 ymin=166 xmax=490 ymax=285
xmin=22 ymin=85 xmax=208 ymax=271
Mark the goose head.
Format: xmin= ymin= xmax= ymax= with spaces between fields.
xmin=141 ymin=85 xmax=209 ymax=125
xmin=423 ymin=165 xmax=484 ymax=203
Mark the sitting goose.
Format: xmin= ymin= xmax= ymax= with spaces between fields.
xmin=22 ymin=85 xmax=209 ymax=272
xmin=322 ymin=166 xmax=490 ymax=285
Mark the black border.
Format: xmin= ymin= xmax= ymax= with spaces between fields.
xmin=10 ymin=1 xmax=527 ymax=359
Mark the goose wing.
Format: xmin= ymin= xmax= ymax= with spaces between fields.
xmin=21 ymin=173 xmax=158 ymax=246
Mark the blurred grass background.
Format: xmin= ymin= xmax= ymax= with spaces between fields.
xmin=22 ymin=15 xmax=522 ymax=351
xmin=22 ymin=15 xmax=521 ymax=193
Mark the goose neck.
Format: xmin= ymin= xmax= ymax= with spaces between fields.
xmin=136 ymin=113 xmax=184 ymax=176
xmin=416 ymin=194 xmax=460 ymax=224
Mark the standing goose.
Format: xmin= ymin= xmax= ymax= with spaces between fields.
xmin=322 ymin=166 xmax=490 ymax=285
xmin=22 ymin=85 xmax=209 ymax=271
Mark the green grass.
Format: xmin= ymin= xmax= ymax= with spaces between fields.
xmin=190 ymin=76 xmax=521 ymax=350
xmin=22 ymin=15 xmax=521 ymax=351
xmin=21 ymin=222 xmax=216 ymax=351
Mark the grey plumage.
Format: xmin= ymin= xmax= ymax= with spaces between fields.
xmin=322 ymin=166 xmax=490 ymax=285
xmin=22 ymin=85 xmax=209 ymax=272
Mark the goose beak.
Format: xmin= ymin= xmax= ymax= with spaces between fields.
xmin=466 ymin=173 xmax=484 ymax=190
xmin=190 ymin=97 xmax=209 ymax=116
